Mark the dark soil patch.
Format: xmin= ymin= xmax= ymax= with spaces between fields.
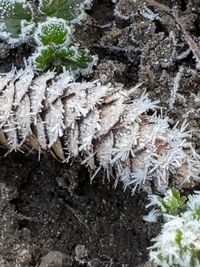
xmin=0 ymin=151 xmax=160 ymax=266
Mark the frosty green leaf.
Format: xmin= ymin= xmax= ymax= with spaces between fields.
xmin=175 ymin=229 xmax=183 ymax=246
xmin=32 ymin=17 xmax=94 ymax=73
xmin=72 ymin=49 xmax=93 ymax=69
xmin=33 ymin=46 xmax=56 ymax=72
xmin=33 ymin=45 xmax=93 ymax=73
xmin=35 ymin=18 xmax=71 ymax=45
xmin=39 ymin=0 xmax=85 ymax=21
xmin=59 ymin=47 xmax=93 ymax=70
xmin=0 ymin=0 xmax=32 ymax=36
xmin=158 ymin=188 xmax=187 ymax=215
xmin=146 ymin=190 xmax=200 ymax=267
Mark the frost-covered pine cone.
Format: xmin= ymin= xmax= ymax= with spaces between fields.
xmin=0 ymin=65 xmax=199 ymax=192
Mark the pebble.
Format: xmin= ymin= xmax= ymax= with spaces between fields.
xmin=39 ymin=251 xmax=73 ymax=267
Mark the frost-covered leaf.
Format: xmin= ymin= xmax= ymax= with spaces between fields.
xmin=35 ymin=18 xmax=71 ymax=46
xmin=32 ymin=45 xmax=94 ymax=73
xmin=39 ymin=0 xmax=89 ymax=22
xmin=0 ymin=80 xmax=15 ymax=127
xmin=45 ymin=99 xmax=64 ymax=147
xmin=15 ymin=94 xmax=31 ymax=145
xmin=79 ymin=109 xmax=100 ymax=151
xmin=36 ymin=114 xmax=47 ymax=149
xmin=145 ymin=190 xmax=200 ymax=267
xmin=96 ymin=93 xmax=124 ymax=137
xmin=30 ymin=71 xmax=55 ymax=118
xmin=0 ymin=0 xmax=33 ymax=36
xmin=13 ymin=64 xmax=34 ymax=107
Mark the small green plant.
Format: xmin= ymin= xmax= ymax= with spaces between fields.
xmin=35 ymin=18 xmax=71 ymax=46
xmin=143 ymin=188 xmax=187 ymax=222
xmin=144 ymin=189 xmax=200 ymax=267
xmin=0 ymin=0 xmax=92 ymax=42
xmin=0 ymin=0 xmax=95 ymax=74
xmin=32 ymin=18 xmax=94 ymax=72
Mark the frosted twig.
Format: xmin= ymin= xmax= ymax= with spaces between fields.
xmin=172 ymin=8 xmax=200 ymax=69
xmin=145 ymin=0 xmax=171 ymax=14
xmin=169 ymin=66 xmax=184 ymax=109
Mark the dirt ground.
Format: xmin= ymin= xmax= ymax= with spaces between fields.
xmin=0 ymin=150 xmax=160 ymax=267
xmin=0 ymin=0 xmax=200 ymax=266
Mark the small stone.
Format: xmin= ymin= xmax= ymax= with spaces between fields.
xmin=39 ymin=251 xmax=72 ymax=267
xmin=16 ymin=249 xmax=32 ymax=266
xmin=75 ymin=244 xmax=88 ymax=264
xmin=0 ymin=256 xmax=12 ymax=267
xmin=87 ymin=258 xmax=102 ymax=267
xmin=137 ymin=262 xmax=157 ymax=267
xmin=0 ymin=43 xmax=9 ymax=59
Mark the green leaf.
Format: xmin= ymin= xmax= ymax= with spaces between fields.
xmin=34 ymin=46 xmax=57 ymax=72
xmin=39 ymin=0 xmax=85 ymax=21
xmin=175 ymin=229 xmax=182 ymax=246
xmin=172 ymin=188 xmax=181 ymax=200
xmin=73 ymin=49 xmax=93 ymax=69
xmin=0 ymin=0 xmax=33 ymax=36
xmin=33 ymin=45 xmax=93 ymax=73
xmin=191 ymin=249 xmax=200 ymax=267
xmin=36 ymin=19 xmax=71 ymax=46
xmin=58 ymin=46 xmax=77 ymax=59
xmin=4 ymin=19 xmax=22 ymax=35
xmin=58 ymin=46 xmax=93 ymax=70
xmin=158 ymin=188 xmax=187 ymax=216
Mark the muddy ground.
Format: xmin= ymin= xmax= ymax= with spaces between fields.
xmin=0 ymin=0 xmax=200 ymax=266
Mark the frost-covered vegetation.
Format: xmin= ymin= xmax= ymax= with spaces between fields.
xmin=0 ymin=0 xmax=95 ymax=73
xmin=0 ymin=1 xmax=200 ymax=266
xmin=32 ymin=18 xmax=95 ymax=72
xmin=144 ymin=189 xmax=200 ymax=267
xmin=0 ymin=1 xmax=199 ymax=195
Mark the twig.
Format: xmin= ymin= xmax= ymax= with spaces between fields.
xmin=172 ymin=7 xmax=200 ymax=68
xmin=145 ymin=0 xmax=172 ymax=14
xmin=65 ymin=203 xmax=93 ymax=233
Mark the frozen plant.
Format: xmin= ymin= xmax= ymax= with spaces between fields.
xmin=0 ymin=0 xmax=34 ymax=44
xmin=39 ymin=0 xmax=93 ymax=23
xmin=0 ymin=0 xmax=95 ymax=74
xmin=31 ymin=18 xmax=95 ymax=73
xmin=144 ymin=189 xmax=200 ymax=267
xmin=0 ymin=65 xmax=199 ymax=193
xmin=0 ymin=0 xmax=93 ymax=45
xmin=143 ymin=187 xmax=187 ymax=222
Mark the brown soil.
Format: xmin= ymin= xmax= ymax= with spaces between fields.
xmin=0 ymin=0 xmax=199 ymax=266
xmin=0 ymin=150 xmax=160 ymax=266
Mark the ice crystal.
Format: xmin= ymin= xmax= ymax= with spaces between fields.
xmin=0 ymin=66 xmax=199 ymax=192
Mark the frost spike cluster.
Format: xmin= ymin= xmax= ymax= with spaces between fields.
xmin=0 ymin=66 xmax=199 ymax=192
xmin=146 ymin=189 xmax=200 ymax=267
